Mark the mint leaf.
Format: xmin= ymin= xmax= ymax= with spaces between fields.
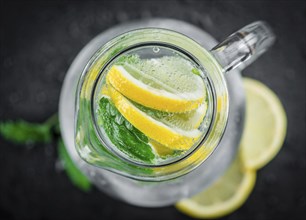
xmin=58 ymin=139 xmax=92 ymax=192
xmin=0 ymin=114 xmax=59 ymax=144
xmin=115 ymin=54 xmax=141 ymax=65
xmin=0 ymin=120 xmax=52 ymax=144
xmin=0 ymin=115 xmax=92 ymax=191
xmin=45 ymin=114 xmax=60 ymax=135
xmin=98 ymin=97 xmax=155 ymax=163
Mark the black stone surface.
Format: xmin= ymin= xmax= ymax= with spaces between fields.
xmin=0 ymin=0 xmax=305 ymax=219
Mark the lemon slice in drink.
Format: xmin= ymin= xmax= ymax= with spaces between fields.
xmin=176 ymin=156 xmax=256 ymax=219
xmin=134 ymin=101 xmax=208 ymax=130
xmin=149 ymin=139 xmax=175 ymax=157
xmin=107 ymin=56 xmax=206 ymax=112
xmin=240 ymin=78 xmax=287 ymax=170
xmin=108 ymin=85 xmax=202 ymax=150
xmin=162 ymin=103 xmax=207 ymax=130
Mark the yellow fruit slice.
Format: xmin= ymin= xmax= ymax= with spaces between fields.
xmin=106 ymin=64 xmax=205 ymax=113
xmin=162 ymin=103 xmax=207 ymax=130
xmin=150 ymin=139 xmax=174 ymax=157
xmin=240 ymin=78 xmax=287 ymax=170
xmin=176 ymin=156 xmax=256 ymax=219
xmin=134 ymin=101 xmax=208 ymax=130
xmin=101 ymin=84 xmax=110 ymax=96
xmin=108 ymin=85 xmax=202 ymax=150
xmin=102 ymin=83 xmax=207 ymax=130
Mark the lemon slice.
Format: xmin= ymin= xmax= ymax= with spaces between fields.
xmin=106 ymin=56 xmax=206 ymax=112
xmin=240 ymin=78 xmax=287 ymax=170
xmin=163 ymin=103 xmax=207 ymax=129
xmin=149 ymin=139 xmax=175 ymax=157
xmin=108 ymin=85 xmax=202 ymax=150
xmin=134 ymin=101 xmax=207 ymax=130
xmin=176 ymin=156 xmax=256 ymax=219
xmin=102 ymin=83 xmax=207 ymax=130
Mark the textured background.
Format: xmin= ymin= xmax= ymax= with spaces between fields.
xmin=0 ymin=0 xmax=305 ymax=219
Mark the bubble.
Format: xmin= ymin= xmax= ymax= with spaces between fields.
xmin=153 ymin=47 xmax=160 ymax=53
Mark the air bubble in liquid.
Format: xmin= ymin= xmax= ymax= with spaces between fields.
xmin=153 ymin=47 xmax=160 ymax=53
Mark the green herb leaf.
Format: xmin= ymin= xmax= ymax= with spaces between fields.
xmin=98 ymin=97 xmax=155 ymax=163
xmin=0 ymin=120 xmax=52 ymax=144
xmin=45 ymin=114 xmax=61 ymax=135
xmin=57 ymin=139 xmax=92 ymax=192
xmin=115 ymin=54 xmax=141 ymax=65
xmin=0 ymin=114 xmax=59 ymax=144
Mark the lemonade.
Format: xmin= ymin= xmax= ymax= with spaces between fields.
xmin=93 ymin=47 xmax=213 ymax=166
xmin=67 ymin=22 xmax=275 ymax=206
xmin=74 ymin=29 xmax=229 ymax=183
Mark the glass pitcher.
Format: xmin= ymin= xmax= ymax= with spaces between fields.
xmin=59 ymin=19 xmax=275 ymax=207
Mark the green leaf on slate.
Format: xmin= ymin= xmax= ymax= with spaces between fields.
xmin=57 ymin=139 xmax=92 ymax=192
xmin=0 ymin=114 xmax=92 ymax=191
xmin=0 ymin=120 xmax=52 ymax=144
xmin=0 ymin=114 xmax=59 ymax=144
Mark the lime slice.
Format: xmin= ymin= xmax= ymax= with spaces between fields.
xmin=176 ymin=156 xmax=256 ymax=219
xmin=241 ymin=78 xmax=287 ymax=170
xmin=106 ymin=56 xmax=206 ymax=112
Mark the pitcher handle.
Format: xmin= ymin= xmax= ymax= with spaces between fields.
xmin=210 ymin=21 xmax=275 ymax=72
